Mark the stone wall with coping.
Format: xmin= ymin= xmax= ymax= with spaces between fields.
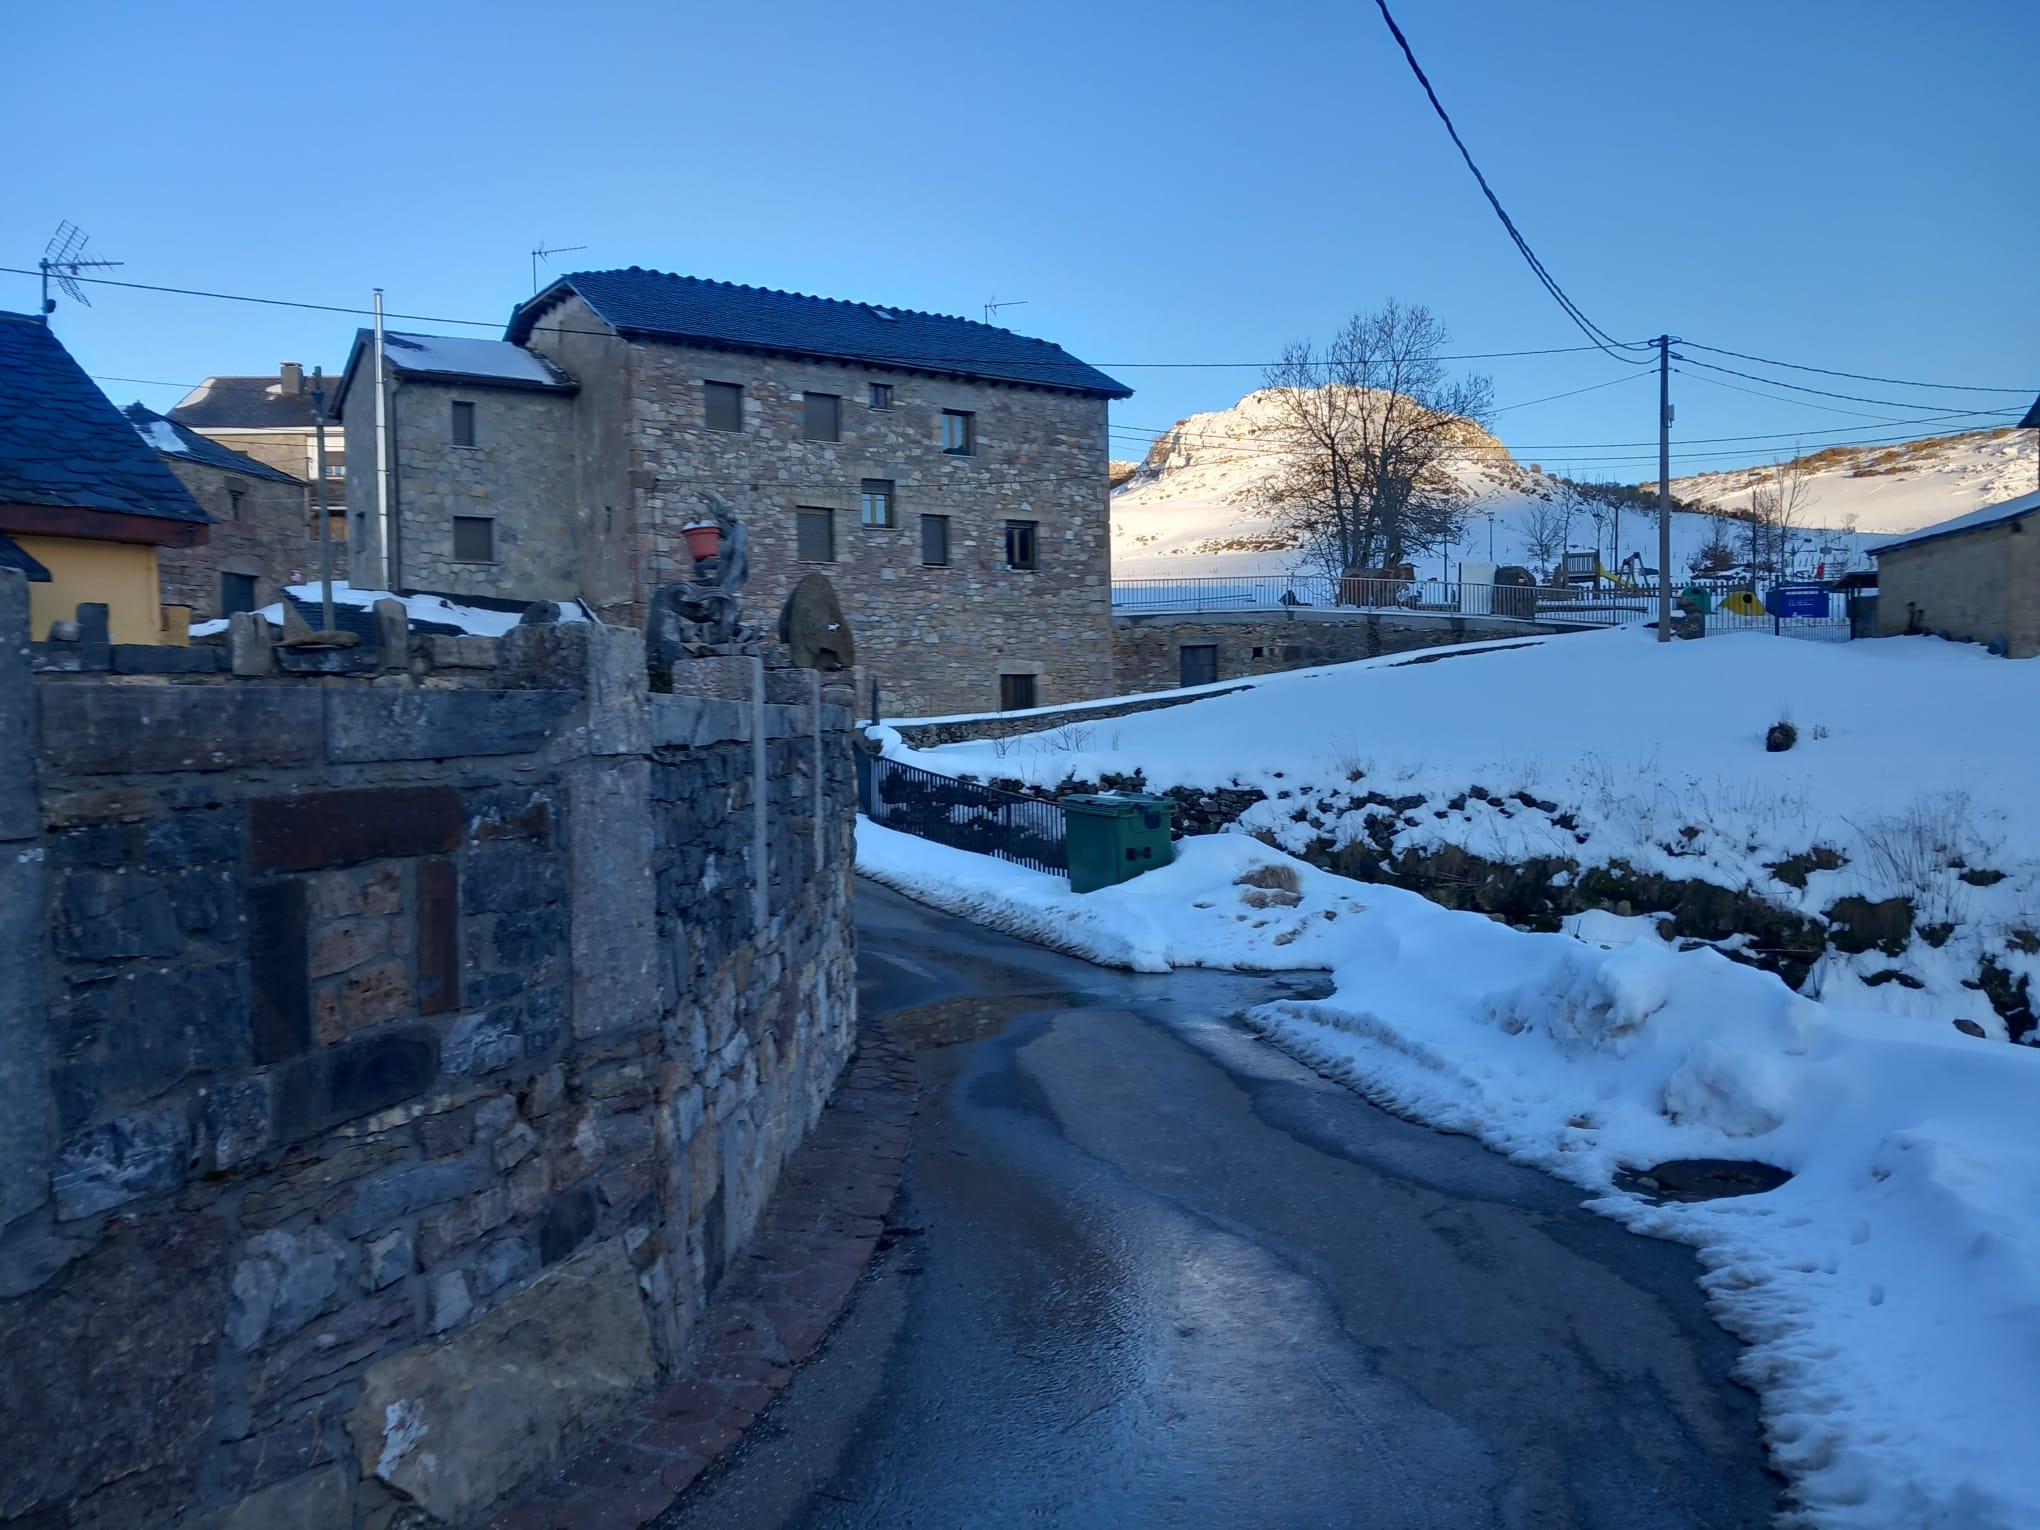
xmin=0 ymin=569 xmax=857 ymax=1530
xmin=1110 ymin=609 xmax=1570 ymax=695
xmin=519 ymin=306 xmax=1117 ymax=717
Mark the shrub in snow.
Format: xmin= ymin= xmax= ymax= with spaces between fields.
xmin=1765 ymin=720 xmax=1798 ymax=752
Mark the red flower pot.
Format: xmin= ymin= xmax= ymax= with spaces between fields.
xmin=682 ymin=522 xmax=720 ymax=560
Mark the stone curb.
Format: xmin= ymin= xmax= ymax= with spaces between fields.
xmin=481 ymin=1026 xmax=918 ymax=1530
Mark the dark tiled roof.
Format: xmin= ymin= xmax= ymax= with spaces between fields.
xmin=168 ymin=368 xmax=335 ymax=430
xmin=2020 ymin=394 xmax=2039 ymax=430
xmin=121 ymin=403 xmax=306 ymax=485
xmin=0 ymin=311 xmax=209 ymax=524
xmin=507 ymin=268 xmax=1132 ymax=399
xmin=0 ymin=532 xmax=52 ymax=581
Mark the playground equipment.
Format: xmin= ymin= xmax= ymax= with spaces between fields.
xmin=1561 ymin=550 xmax=1658 ymax=592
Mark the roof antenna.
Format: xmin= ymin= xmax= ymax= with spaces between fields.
xmin=984 ymin=295 xmax=1028 ymax=325
xmin=39 ymin=221 xmax=123 ymax=324
xmin=531 ymin=241 xmax=588 ymax=295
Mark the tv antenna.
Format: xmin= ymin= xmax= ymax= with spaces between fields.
xmin=39 ymin=221 xmax=123 ymax=321
xmin=983 ymin=295 xmax=1028 ymax=325
xmin=531 ymin=241 xmax=588 ymax=294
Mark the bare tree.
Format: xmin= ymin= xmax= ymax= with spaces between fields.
xmin=1257 ymin=302 xmax=1494 ymax=576
xmin=1520 ymin=490 xmax=1571 ymax=583
xmin=1742 ymin=455 xmax=1819 ymax=580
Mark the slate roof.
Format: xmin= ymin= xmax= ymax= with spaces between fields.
xmin=1867 ymin=489 xmax=2040 ymax=556
xmin=168 ymin=368 xmax=333 ymax=431
xmin=329 ymin=330 xmax=577 ymax=421
xmin=0 ymin=533 xmax=52 ymax=581
xmin=2020 ymin=394 xmax=2039 ymax=430
xmin=506 ymin=268 xmax=1132 ymax=399
xmin=0 ymin=311 xmax=209 ymax=525
xmin=121 ymin=403 xmax=306 ymax=485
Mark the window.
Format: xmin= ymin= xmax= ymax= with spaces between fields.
xmin=451 ymin=400 xmax=477 ymax=448
xmin=1180 ymin=644 xmax=1219 ymax=688
xmin=220 ymin=572 xmax=257 ymax=616
xmin=1004 ymin=519 xmax=1037 ymax=571
xmin=803 ymin=392 xmax=840 ymax=442
xmin=860 ymin=479 xmax=895 ymax=528
xmin=999 ymin=674 xmax=1037 ymax=712
xmin=452 ymin=515 xmax=495 ymax=563
xmin=704 ymin=381 xmax=743 ymax=432
xmin=796 ymin=508 xmax=835 ymax=563
xmin=920 ymin=514 xmax=949 ymax=567
xmin=226 ymin=488 xmax=245 ymax=521
xmin=941 ymin=409 xmax=975 ymax=455
xmin=868 ymin=382 xmax=893 ymax=410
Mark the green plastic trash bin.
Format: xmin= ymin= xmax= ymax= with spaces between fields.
xmin=1062 ymin=793 xmax=1176 ymax=894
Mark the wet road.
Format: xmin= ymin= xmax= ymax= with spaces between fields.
xmin=658 ymin=881 xmax=1778 ymax=1529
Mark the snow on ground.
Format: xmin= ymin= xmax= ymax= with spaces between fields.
xmin=855 ymin=822 xmax=2040 ymax=1528
xmin=882 ymin=627 xmax=2040 ymax=1036
xmin=188 ymin=580 xmax=591 ymax=638
xmin=1111 ymin=388 xmax=2035 ymax=585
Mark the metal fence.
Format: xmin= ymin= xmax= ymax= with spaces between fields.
xmin=1109 ymin=574 xmax=1642 ymax=627
xmin=857 ymin=753 xmax=1067 ymax=874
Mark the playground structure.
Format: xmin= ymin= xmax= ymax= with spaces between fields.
xmin=1560 ymin=549 xmax=1659 ymax=592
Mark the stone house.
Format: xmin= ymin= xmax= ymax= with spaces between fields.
xmin=122 ymin=404 xmax=314 ymax=619
xmin=0 ymin=310 xmax=209 ymax=643
xmin=170 ymin=358 xmax=347 ymax=489
xmin=513 ymin=270 xmax=1130 ymax=716
xmin=330 ymin=331 xmax=581 ymax=603
xmin=1871 ymin=489 xmax=2040 ymax=657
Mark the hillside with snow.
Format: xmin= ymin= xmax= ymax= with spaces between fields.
xmin=1112 ymin=390 xmax=2035 ymax=584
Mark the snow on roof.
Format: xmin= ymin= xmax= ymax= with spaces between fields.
xmin=1867 ymin=488 xmax=2040 ymax=556
xmin=379 ymin=332 xmax=572 ymax=387
xmin=187 ymin=581 xmax=592 ymax=639
xmin=138 ymin=418 xmax=189 ymax=455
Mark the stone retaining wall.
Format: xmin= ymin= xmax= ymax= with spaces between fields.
xmin=0 ymin=569 xmax=856 ymax=1530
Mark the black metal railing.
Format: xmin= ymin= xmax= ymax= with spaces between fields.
xmin=1110 ymin=574 xmax=1641 ymax=627
xmin=858 ymin=753 xmax=1067 ymax=874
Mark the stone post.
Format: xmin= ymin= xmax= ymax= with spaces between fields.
xmin=0 ymin=570 xmax=50 ymax=1234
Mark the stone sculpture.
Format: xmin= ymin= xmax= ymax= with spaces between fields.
xmin=646 ymin=494 xmax=759 ymax=666
xmin=777 ymin=574 xmax=855 ymax=671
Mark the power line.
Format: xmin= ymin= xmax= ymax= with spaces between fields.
xmin=1678 ymin=341 xmax=2032 ymax=395
xmin=1369 ymin=0 xmax=1649 ymax=363
xmin=1670 ymin=353 xmax=2014 ymax=413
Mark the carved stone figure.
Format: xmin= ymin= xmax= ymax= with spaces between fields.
xmin=646 ymin=495 xmax=760 ymax=666
xmin=777 ymin=574 xmax=855 ymax=671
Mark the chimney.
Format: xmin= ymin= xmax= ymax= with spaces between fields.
xmin=280 ymin=362 xmax=303 ymax=393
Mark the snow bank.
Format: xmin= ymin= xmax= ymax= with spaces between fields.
xmin=855 ymin=819 xmax=1367 ymax=974
xmin=860 ymin=821 xmax=2040 ymax=1527
xmin=889 ymin=626 xmax=2040 ymax=1036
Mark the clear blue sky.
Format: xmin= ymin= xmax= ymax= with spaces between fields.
xmin=6 ymin=0 xmax=2034 ymax=483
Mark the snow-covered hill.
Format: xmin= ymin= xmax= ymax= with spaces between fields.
xmin=1112 ymin=390 xmax=2036 ymax=583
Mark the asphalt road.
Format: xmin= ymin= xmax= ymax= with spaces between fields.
xmin=657 ymin=880 xmax=1779 ymax=1530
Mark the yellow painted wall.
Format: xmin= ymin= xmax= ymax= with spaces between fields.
xmin=16 ymin=537 xmax=165 ymax=644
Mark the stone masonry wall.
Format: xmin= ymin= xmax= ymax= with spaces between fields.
xmin=0 ymin=569 xmax=856 ymax=1530
xmin=157 ymin=458 xmax=313 ymax=620
xmin=1874 ymin=518 xmax=2039 ymax=659
xmin=520 ymin=308 xmax=1117 ymax=718
xmin=347 ymin=382 xmax=581 ymax=605
xmin=1111 ymin=609 xmax=1568 ymax=694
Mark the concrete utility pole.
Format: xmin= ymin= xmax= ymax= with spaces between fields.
xmin=1656 ymin=335 xmax=1673 ymax=641
xmin=373 ymin=289 xmax=393 ymax=592
xmin=311 ymin=368 xmax=335 ymax=634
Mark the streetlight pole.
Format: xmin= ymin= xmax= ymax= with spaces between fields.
xmin=1657 ymin=335 xmax=1673 ymax=641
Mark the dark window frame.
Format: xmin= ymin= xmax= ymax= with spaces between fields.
xmin=803 ymin=391 xmax=841 ymax=442
xmin=860 ymin=479 xmax=896 ymax=528
xmin=451 ymin=514 xmax=496 ymax=563
xmin=220 ymin=571 xmax=257 ymax=617
xmin=704 ymin=380 xmax=744 ymax=432
xmin=920 ymin=514 xmax=950 ymax=567
xmin=450 ymin=400 xmax=477 ymax=448
xmin=868 ymin=382 xmax=893 ymax=410
xmin=941 ymin=409 xmax=975 ymax=455
xmin=1004 ymin=519 xmax=1038 ymax=572
xmin=226 ymin=487 xmax=245 ymax=521
xmin=999 ymin=673 xmax=1038 ymax=712
xmin=796 ymin=506 xmax=836 ymax=564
